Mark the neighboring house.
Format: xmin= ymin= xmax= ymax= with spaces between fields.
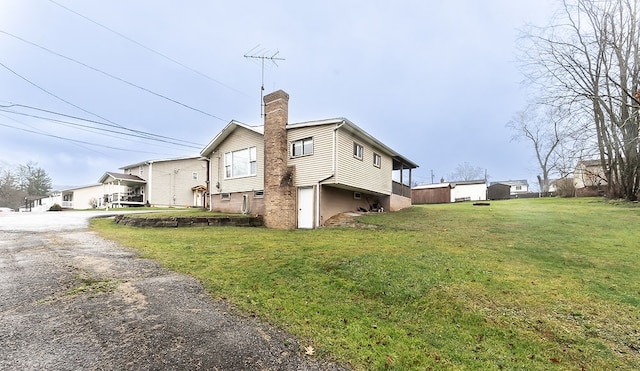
xmin=200 ymin=90 xmax=418 ymax=229
xmin=412 ymin=180 xmax=487 ymax=204
xmin=60 ymin=184 xmax=105 ymax=209
xmin=119 ymin=156 xmax=208 ymax=207
xmin=490 ymin=180 xmax=529 ymax=197
xmin=573 ymin=159 xmax=607 ymax=189
xmin=99 ymin=172 xmax=147 ymax=207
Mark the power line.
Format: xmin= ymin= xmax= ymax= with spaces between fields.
xmin=0 ymin=30 xmax=228 ymax=123
xmin=46 ymin=0 xmax=249 ymax=97
xmin=0 ymin=121 xmax=180 ymax=156
xmin=0 ymin=103 xmax=204 ymax=148
xmin=0 ymin=107 xmax=203 ymax=150
xmin=0 ymin=112 xmax=104 ymax=155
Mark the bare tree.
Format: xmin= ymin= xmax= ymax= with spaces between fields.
xmin=447 ymin=162 xmax=486 ymax=182
xmin=508 ymin=104 xmax=569 ymax=193
xmin=520 ymin=0 xmax=640 ymax=200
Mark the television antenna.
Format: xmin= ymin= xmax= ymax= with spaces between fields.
xmin=244 ymin=45 xmax=285 ymax=118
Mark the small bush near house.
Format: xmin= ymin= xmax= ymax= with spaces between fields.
xmin=89 ymin=197 xmax=99 ymax=209
xmin=554 ymin=177 xmax=576 ymax=197
xmin=49 ymin=203 xmax=63 ymax=211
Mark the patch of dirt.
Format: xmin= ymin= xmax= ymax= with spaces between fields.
xmin=324 ymin=212 xmax=379 ymax=229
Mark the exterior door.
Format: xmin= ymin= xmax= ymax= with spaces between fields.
xmin=297 ymin=187 xmax=314 ymax=229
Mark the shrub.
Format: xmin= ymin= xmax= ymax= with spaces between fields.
xmin=49 ymin=203 xmax=63 ymax=211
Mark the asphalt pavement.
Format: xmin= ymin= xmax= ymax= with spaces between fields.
xmin=0 ymin=211 xmax=342 ymax=370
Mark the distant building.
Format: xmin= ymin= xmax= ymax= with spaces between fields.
xmin=412 ymin=180 xmax=487 ymax=204
xmin=489 ymin=180 xmax=529 ymax=197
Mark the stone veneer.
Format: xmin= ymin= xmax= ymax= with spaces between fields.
xmin=263 ymin=90 xmax=297 ymax=229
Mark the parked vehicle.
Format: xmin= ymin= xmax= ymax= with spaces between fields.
xmin=0 ymin=207 xmax=15 ymax=213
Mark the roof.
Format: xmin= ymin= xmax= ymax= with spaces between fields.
xmin=576 ymin=159 xmax=602 ymax=167
xmin=200 ymin=120 xmax=263 ymax=157
xmin=414 ymin=180 xmax=486 ymax=190
xmin=120 ymin=155 xmax=205 ymax=170
xmin=450 ymin=179 xmax=487 ymax=187
xmin=201 ymin=118 xmax=418 ymax=169
xmin=413 ymin=183 xmax=450 ymax=190
xmin=98 ymin=172 xmax=146 ymax=185
xmin=490 ymin=180 xmax=528 ymax=186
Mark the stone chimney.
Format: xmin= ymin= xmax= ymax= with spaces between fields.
xmin=263 ymin=90 xmax=296 ymax=229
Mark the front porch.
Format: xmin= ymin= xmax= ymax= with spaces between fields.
xmin=99 ymin=172 xmax=147 ymax=208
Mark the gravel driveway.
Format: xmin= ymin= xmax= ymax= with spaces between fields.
xmin=0 ymin=211 xmax=342 ymax=370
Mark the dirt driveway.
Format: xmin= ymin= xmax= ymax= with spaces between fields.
xmin=0 ymin=212 xmax=342 ymax=370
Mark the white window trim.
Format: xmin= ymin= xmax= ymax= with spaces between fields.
xmin=373 ymin=153 xmax=381 ymax=168
xmin=354 ymin=142 xmax=364 ymax=160
xmin=224 ymin=147 xmax=257 ymax=179
xmin=291 ymin=137 xmax=314 ymax=158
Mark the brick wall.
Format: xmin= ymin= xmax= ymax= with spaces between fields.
xmin=263 ymin=90 xmax=297 ymax=229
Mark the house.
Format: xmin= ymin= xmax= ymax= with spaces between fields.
xmin=200 ymin=90 xmax=418 ymax=229
xmin=98 ymin=156 xmax=208 ymax=208
xmin=412 ymin=180 xmax=487 ymax=204
xmin=490 ymin=180 xmax=529 ymax=197
xmin=60 ymin=184 xmax=105 ymax=209
xmin=573 ymin=159 xmax=607 ymax=189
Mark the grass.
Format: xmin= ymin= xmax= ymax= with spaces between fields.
xmin=91 ymin=197 xmax=640 ymax=370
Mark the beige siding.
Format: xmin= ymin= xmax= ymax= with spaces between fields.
xmin=71 ymin=185 xmax=104 ymax=209
xmin=334 ymin=129 xmax=393 ymax=194
xmin=287 ymin=125 xmax=334 ymax=186
xmin=148 ymin=158 xmax=206 ymax=207
xmin=210 ymin=128 xmax=264 ymax=195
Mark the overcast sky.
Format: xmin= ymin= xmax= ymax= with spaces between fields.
xmin=1 ymin=0 xmax=557 ymax=189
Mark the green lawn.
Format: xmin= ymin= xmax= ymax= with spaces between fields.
xmin=91 ymin=198 xmax=640 ymax=370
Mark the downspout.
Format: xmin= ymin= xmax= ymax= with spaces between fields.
xmin=147 ymin=161 xmax=153 ymax=205
xmin=315 ymin=121 xmax=345 ymax=227
xmin=208 ymin=152 xmax=215 ymax=211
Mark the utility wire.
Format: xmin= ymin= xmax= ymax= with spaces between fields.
xmin=0 ymin=30 xmax=228 ymax=123
xmin=0 ymin=108 xmax=203 ymax=149
xmin=0 ymin=122 xmax=180 ymax=155
xmin=0 ymin=112 xmax=104 ymax=155
xmin=0 ymin=103 xmax=203 ymax=147
xmin=46 ymin=0 xmax=249 ymax=97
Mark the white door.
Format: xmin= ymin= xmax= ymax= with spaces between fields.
xmin=297 ymin=187 xmax=314 ymax=229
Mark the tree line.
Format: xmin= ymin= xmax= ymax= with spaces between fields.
xmin=0 ymin=161 xmax=52 ymax=210
xmin=511 ymin=0 xmax=639 ymax=201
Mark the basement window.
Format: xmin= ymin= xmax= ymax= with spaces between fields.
xmin=254 ymin=190 xmax=264 ymax=198
xmin=353 ymin=192 xmax=362 ymax=200
xmin=220 ymin=193 xmax=230 ymax=201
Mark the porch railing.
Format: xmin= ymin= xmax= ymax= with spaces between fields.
xmin=392 ymin=181 xmax=411 ymax=197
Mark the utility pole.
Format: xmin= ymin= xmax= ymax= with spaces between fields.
xmin=244 ymin=45 xmax=285 ymax=118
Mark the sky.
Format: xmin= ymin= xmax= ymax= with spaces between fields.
xmin=0 ymin=0 xmax=557 ymax=189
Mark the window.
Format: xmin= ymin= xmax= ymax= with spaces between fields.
xmin=373 ymin=153 xmax=381 ymax=168
xmin=515 ymin=185 xmax=522 ymax=190
xmin=192 ymin=172 xmax=198 ymax=180
xmin=353 ymin=192 xmax=362 ymax=200
xmin=224 ymin=147 xmax=257 ymax=178
xmin=291 ymin=137 xmax=313 ymax=157
xmin=254 ymin=190 xmax=264 ymax=198
xmin=220 ymin=193 xmax=230 ymax=200
xmin=139 ymin=167 xmax=144 ymax=177
xmin=353 ymin=142 xmax=363 ymax=160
